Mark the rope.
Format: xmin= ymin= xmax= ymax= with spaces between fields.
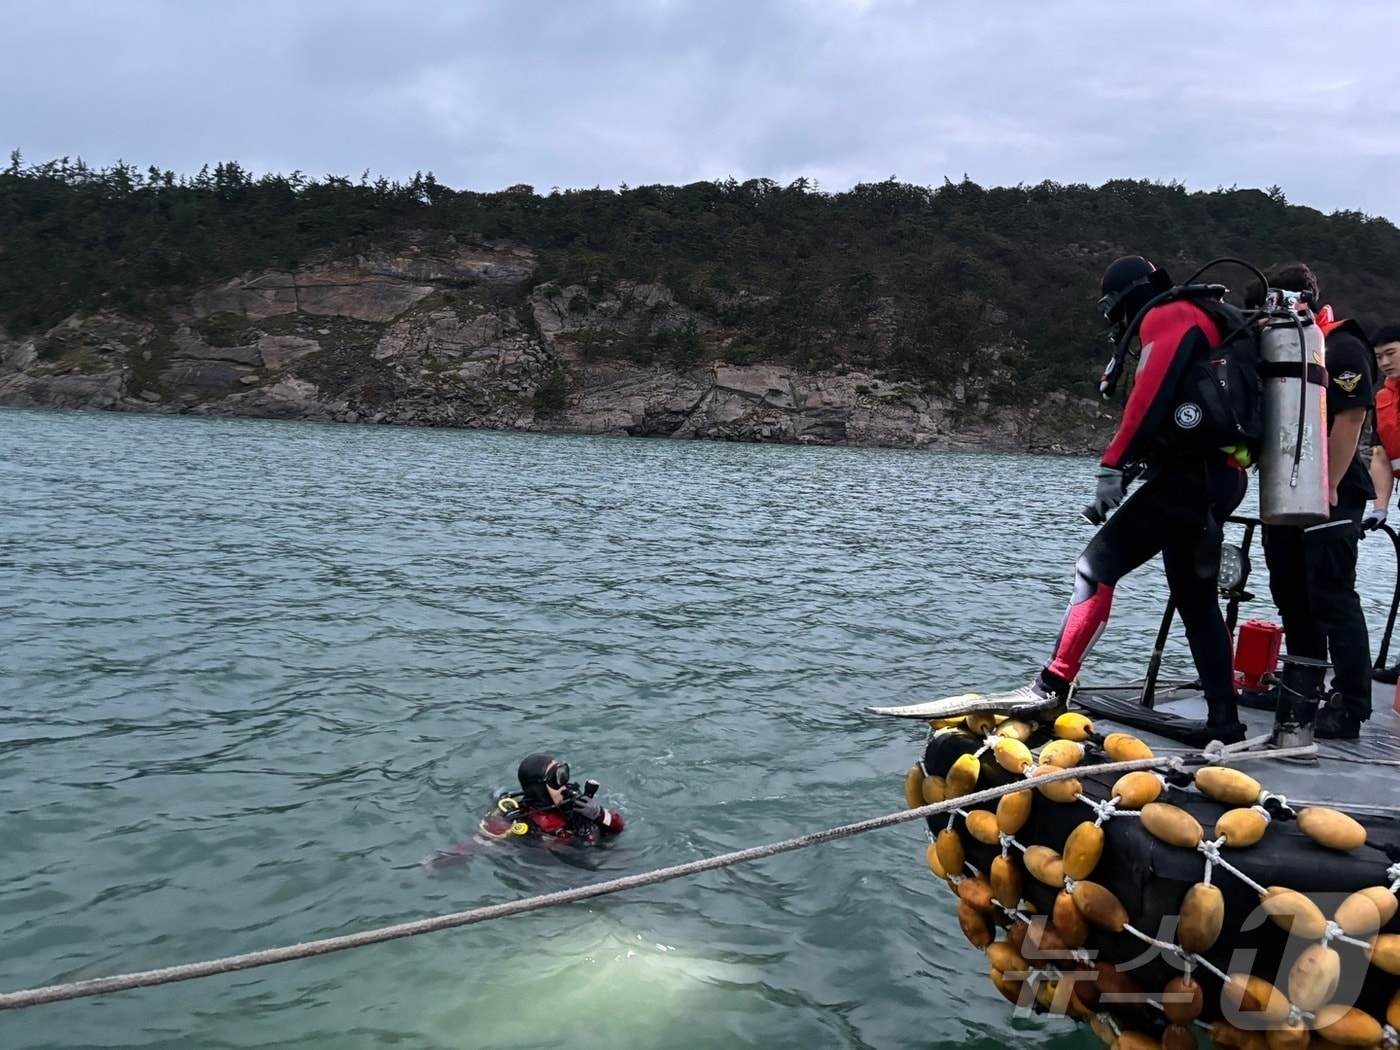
xmin=0 ymin=755 xmax=1170 ymax=1012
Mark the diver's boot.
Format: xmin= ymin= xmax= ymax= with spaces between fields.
xmin=1202 ymin=692 xmax=1247 ymax=746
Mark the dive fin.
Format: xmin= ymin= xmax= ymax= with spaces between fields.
xmin=867 ymin=685 xmax=1064 ymax=720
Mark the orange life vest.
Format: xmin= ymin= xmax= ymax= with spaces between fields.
xmin=1376 ymin=378 xmax=1400 ymax=466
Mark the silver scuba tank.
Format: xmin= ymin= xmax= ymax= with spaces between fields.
xmin=1257 ymin=297 xmax=1329 ymax=526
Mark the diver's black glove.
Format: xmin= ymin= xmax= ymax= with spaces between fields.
xmin=570 ymin=794 xmax=604 ymax=821
xmin=1083 ymin=466 xmax=1125 ymax=525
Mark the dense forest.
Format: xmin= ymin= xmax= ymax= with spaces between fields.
xmin=5 ymin=151 xmax=1400 ymax=402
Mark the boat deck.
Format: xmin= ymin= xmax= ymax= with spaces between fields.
xmin=1070 ymin=679 xmax=1400 ymax=810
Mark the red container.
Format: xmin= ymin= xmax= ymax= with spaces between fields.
xmin=1234 ymin=619 xmax=1283 ymax=689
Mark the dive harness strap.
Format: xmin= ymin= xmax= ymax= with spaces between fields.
xmin=1258 ymin=360 xmax=1327 ymax=386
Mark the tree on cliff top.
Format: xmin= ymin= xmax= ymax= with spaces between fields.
xmin=3 ymin=158 xmax=1399 ymax=399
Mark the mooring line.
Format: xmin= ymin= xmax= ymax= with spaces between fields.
xmin=0 ymin=756 xmax=1175 ymax=1011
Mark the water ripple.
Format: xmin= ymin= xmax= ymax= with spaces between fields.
xmin=3 ymin=409 xmax=1397 ymax=1049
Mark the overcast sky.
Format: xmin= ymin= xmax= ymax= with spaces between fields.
xmin=5 ymin=0 xmax=1398 ymax=221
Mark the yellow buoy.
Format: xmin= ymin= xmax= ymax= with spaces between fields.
xmin=1061 ymin=821 xmax=1105 ymax=881
xmin=1295 ymin=807 xmax=1367 ymax=851
xmin=986 ymin=941 xmax=1029 ymax=977
xmin=1052 ymin=888 xmax=1089 ymax=947
xmin=992 ymin=737 xmax=1034 ymax=775
xmin=1221 ymin=974 xmax=1291 ymax=1027
xmin=1259 ymin=887 xmax=1327 ymax=940
xmin=935 ymin=827 xmax=965 ymax=878
xmin=957 ymin=898 xmax=994 ymax=948
xmin=965 ymin=809 xmax=1002 ymax=846
xmin=1102 ymin=731 xmax=1154 ymax=762
xmin=1111 ymin=770 xmax=1162 ymax=808
xmin=1070 ymin=880 xmax=1129 ymax=932
xmin=1311 ymin=1004 xmax=1383 ymax=1048
xmin=1140 ymin=802 xmax=1204 ymax=848
xmin=989 ymin=854 xmax=1022 ymax=909
xmin=1263 ymin=1018 xmax=1308 ymax=1050
xmin=1369 ymin=933 xmax=1400 ymax=975
xmin=995 ymin=789 xmax=1033 ymax=836
xmin=1030 ymin=764 xmax=1081 ymax=803
xmin=1022 ymin=844 xmax=1065 ymax=888
xmin=946 ymin=753 xmax=981 ymax=798
xmin=1286 ymin=943 xmax=1340 ymax=1012
xmin=996 ymin=718 xmax=1036 ymax=742
xmin=1333 ymin=886 xmax=1398 ymax=937
xmin=1178 ymin=882 xmax=1225 ymax=953
xmin=965 ymin=711 xmax=999 ymax=735
xmin=920 ymin=774 xmax=948 ymax=805
xmin=1161 ymin=974 xmax=1203 ymax=1024
xmin=1053 ymin=712 xmax=1094 ymax=741
xmin=1038 ymin=739 xmax=1085 ymax=768
xmin=924 ymin=840 xmax=949 ymax=881
xmin=903 ymin=764 xmax=925 ymax=809
xmin=1193 ymin=766 xmax=1262 ymax=806
xmin=1214 ymin=807 xmax=1269 ymax=848
xmin=957 ymin=875 xmax=996 ymax=914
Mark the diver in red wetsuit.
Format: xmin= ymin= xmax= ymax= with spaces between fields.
xmin=479 ymin=753 xmax=626 ymax=843
xmin=1023 ymin=256 xmax=1248 ymax=742
xmin=424 ymin=753 xmax=625 ymax=870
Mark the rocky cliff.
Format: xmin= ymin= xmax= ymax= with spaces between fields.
xmin=0 ymin=237 xmax=1114 ymax=454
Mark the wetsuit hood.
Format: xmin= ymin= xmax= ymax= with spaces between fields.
xmin=517 ymin=753 xmax=558 ymax=807
xmin=1099 ymin=255 xmax=1171 ymax=328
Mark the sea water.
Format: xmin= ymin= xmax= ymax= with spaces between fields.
xmin=1 ymin=408 xmax=1394 ymax=1050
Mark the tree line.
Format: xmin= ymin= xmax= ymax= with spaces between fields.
xmin=4 ymin=151 xmax=1400 ymax=401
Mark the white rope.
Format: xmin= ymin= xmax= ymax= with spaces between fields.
xmin=0 ymin=754 xmax=1171 ymax=1013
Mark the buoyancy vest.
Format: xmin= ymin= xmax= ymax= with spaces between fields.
xmin=1318 ymin=307 xmax=1372 ymax=357
xmin=1376 ymin=378 xmax=1400 ymax=466
xmin=1158 ymin=297 xmax=1264 ymax=461
xmin=1318 ymin=305 xmax=1356 ymax=338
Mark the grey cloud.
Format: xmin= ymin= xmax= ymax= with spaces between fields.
xmin=2 ymin=0 xmax=1398 ymax=221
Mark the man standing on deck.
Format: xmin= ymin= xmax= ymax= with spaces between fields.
xmin=1255 ymin=264 xmax=1375 ymax=739
xmin=1002 ymin=255 xmax=1249 ymax=744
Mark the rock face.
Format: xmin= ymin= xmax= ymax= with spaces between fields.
xmin=0 ymin=238 xmax=1113 ymax=454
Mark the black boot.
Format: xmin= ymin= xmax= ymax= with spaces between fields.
xmin=1314 ymin=697 xmax=1363 ymax=740
xmin=1372 ymin=662 xmax=1400 ymax=685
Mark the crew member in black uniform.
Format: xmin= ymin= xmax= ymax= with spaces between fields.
xmin=1254 ymin=263 xmax=1375 ymax=739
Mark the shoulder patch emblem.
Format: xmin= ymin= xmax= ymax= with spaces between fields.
xmin=1333 ymin=370 xmax=1362 ymax=393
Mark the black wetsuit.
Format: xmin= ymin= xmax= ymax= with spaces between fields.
xmin=1045 ymin=299 xmax=1246 ymax=731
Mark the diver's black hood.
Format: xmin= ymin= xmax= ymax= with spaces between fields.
xmin=517 ymin=753 xmax=557 ymax=807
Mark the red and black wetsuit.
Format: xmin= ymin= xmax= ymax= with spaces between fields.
xmin=1046 ymin=300 xmax=1247 ymax=730
xmin=479 ymin=797 xmax=625 ymax=845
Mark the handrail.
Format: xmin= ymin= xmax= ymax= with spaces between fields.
xmin=1369 ymin=520 xmax=1400 ymax=670
xmin=1138 ymin=513 xmax=1259 ymax=709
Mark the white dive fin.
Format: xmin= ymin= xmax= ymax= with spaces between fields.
xmin=867 ymin=684 xmax=1063 ymax=720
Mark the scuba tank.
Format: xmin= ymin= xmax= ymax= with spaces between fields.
xmin=1256 ymin=290 xmax=1329 ymax=526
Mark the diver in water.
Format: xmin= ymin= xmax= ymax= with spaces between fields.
xmin=423 ymin=753 xmax=625 ymax=870
xmin=480 ymin=753 xmax=626 ymax=843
